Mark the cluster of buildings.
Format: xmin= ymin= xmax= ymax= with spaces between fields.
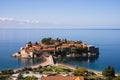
xmin=12 ymin=39 xmax=99 ymax=58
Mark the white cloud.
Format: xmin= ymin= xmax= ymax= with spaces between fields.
xmin=0 ymin=17 xmax=59 ymax=25
xmin=0 ymin=17 xmax=40 ymax=24
xmin=0 ymin=17 xmax=15 ymax=21
xmin=0 ymin=17 xmax=65 ymax=29
xmin=19 ymin=20 xmax=40 ymax=24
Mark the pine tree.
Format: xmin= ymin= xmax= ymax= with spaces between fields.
xmin=17 ymin=73 xmax=24 ymax=80
xmin=102 ymin=66 xmax=115 ymax=77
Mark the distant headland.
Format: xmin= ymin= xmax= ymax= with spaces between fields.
xmin=12 ymin=37 xmax=99 ymax=59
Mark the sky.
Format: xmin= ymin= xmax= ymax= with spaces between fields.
xmin=0 ymin=0 xmax=120 ymax=29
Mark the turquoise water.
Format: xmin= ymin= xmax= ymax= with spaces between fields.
xmin=0 ymin=29 xmax=120 ymax=73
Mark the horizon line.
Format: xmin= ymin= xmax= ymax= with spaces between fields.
xmin=1 ymin=27 xmax=120 ymax=30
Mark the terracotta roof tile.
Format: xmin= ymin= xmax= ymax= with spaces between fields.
xmin=41 ymin=75 xmax=84 ymax=80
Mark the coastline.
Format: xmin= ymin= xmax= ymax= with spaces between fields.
xmin=55 ymin=63 xmax=119 ymax=76
xmin=13 ymin=55 xmax=52 ymax=72
xmin=12 ymin=58 xmax=119 ymax=76
xmin=55 ymin=63 xmax=102 ymax=76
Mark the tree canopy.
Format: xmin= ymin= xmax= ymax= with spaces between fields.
xmin=1 ymin=69 xmax=14 ymax=75
xmin=41 ymin=37 xmax=53 ymax=45
xmin=102 ymin=66 xmax=115 ymax=77
xmin=73 ymin=68 xmax=88 ymax=76
xmin=25 ymin=76 xmax=37 ymax=80
xmin=27 ymin=41 xmax=32 ymax=47
xmin=17 ymin=73 xmax=24 ymax=80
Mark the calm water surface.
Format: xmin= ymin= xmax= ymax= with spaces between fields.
xmin=0 ymin=29 xmax=120 ymax=73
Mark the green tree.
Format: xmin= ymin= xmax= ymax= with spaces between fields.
xmin=27 ymin=41 xmax=32 ymax=47
xmin=1 ymin=69 xmax=14 ymax=75
xmin=73 ymin=68 xmax=88 ymax=76
xmin=64 ymin=38 xmax=67 ymax=43
xmin=35 ymin=41 xmax=38 ymax=45
xmin=76 ymin=46 xmax=85 ymax=53
xmin=56 ymin=38 xmax=61 ymax=42
xmin=36 ymin=66 xmax=43 ymax=73
xmin=41 ymin=37 xmax=52 ymax=45
xmin=76 ymin=40 xmax=83 ymax=44
xmin=25 ymin=76 xmax=37 ymax=80
xmin=102 ymin=66 xmax=115 ymax=77
xmin=17 ymin=73 xmax=24 ymax=80
xmin=0 ymin=75 xmax=9 ymax=80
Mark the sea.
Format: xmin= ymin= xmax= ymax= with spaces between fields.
xmin=0 ymin=28 xmax=120 ymax=73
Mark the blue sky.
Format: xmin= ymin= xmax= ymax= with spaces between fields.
xmin=0 ymin=0 xmax=120 ymax=28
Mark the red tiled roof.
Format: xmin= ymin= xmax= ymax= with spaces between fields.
xmin=41 ymin=75 xmax=84 ymax=80
xmin=42 ymin=48 xmax=55 ymax=51
xmin=22 ymin=43 xmax=88 ymax=53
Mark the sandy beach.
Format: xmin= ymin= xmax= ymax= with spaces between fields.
xmin=31 ymin=56 xmax=50 ymax=68
xmin=13 ymin=56 xmax=51 ymax=72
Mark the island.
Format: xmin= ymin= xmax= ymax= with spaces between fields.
xmin=12 ymin=37 xmax=99 ymax=59
xmin=2 ymin=38 xmax=119 ymax=80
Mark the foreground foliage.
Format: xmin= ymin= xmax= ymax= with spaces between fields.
xmin=25 ymin=75 xmax=37 ymax=80
xmin=102 ymin=66 xmax=115 ymax=77
xmin=73 ymin=68 xmax=88 ymax=76
xmin=0 ymin=65 xmax=119 ymax=80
